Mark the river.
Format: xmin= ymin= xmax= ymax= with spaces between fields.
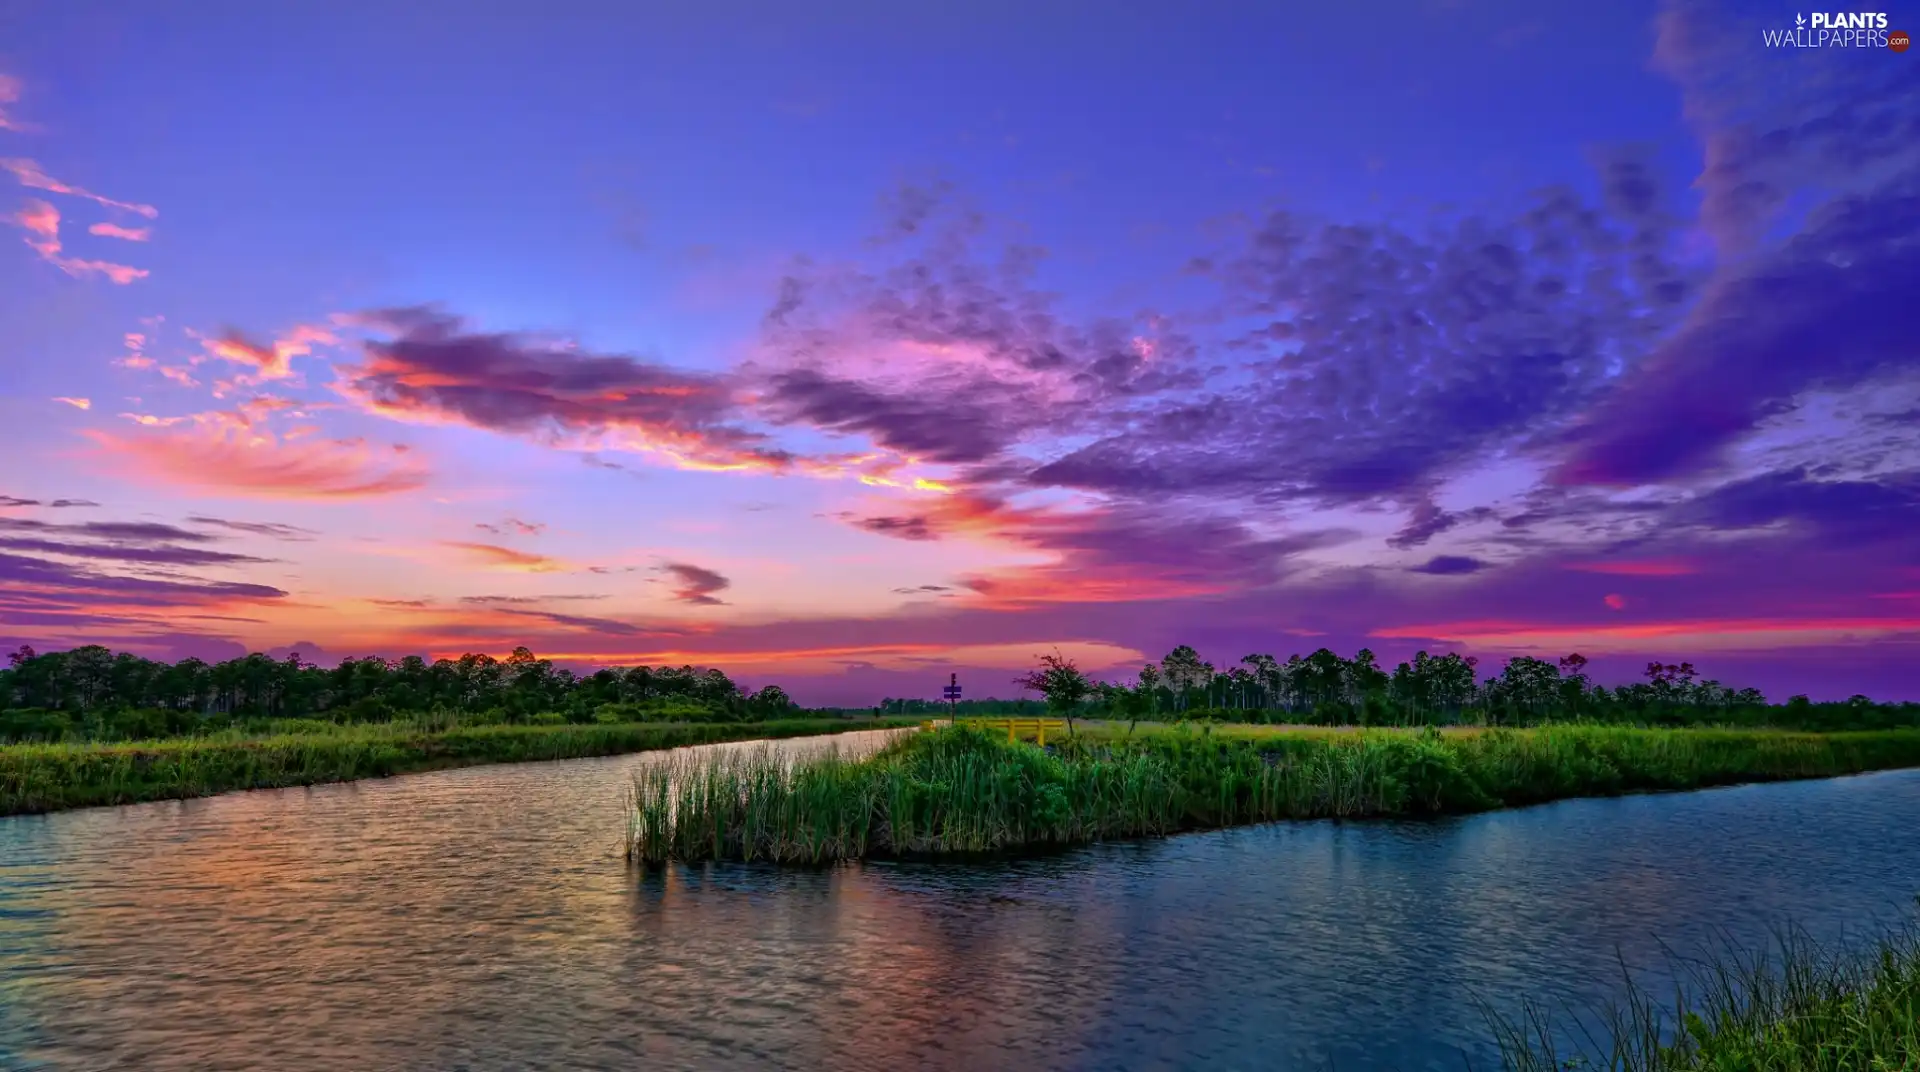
xmin=2 ymin=729 xmax=1916 ymax=1071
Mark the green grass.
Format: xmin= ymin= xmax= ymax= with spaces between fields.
xmin=0 ymin=718 xmax=917 ymax=816
xmin=626 ymin=723 xmax=1920 ymax=864
xmin=1494 ymin=907 xmax=1920 ymax=1070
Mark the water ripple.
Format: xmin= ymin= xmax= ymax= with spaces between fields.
xmin=1 ymin=734 xmax=1916 ymax=1070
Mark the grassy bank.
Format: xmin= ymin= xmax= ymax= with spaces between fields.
xmin=626 ymin=724 xmax=1920 ymax=864
xmin=0 ymin=718 xmax=915 ymax=817
xmin=1496 ymin=908 xmax=1920 ymax=1069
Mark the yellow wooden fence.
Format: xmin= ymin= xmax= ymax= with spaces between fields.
xmin=919 ymin=717 xmax=1069 ymax=745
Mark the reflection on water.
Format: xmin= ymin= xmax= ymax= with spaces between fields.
xmin=1 ymin=732 xmax=1916 ymax=1071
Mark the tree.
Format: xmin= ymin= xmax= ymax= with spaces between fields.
xmin=748 ymin=684 xmax=796 ymax=716
xmin=1099 ymin=681 xmax=1151 ymax=737
xmin=1136 ymin=663 xmax=1162 ymax=718
xmin=1159 ymin=645 xmax=1207 ymax=712
xmin=1014 ymin=651 xmax=1093 ymax=735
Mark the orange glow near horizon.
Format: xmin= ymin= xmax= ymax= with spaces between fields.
xmin=1565 ymin=558 xmax=1699 ymax=577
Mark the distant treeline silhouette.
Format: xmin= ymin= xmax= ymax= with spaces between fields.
xmin=3 ymin=642 xmax=1915 ymax=744
xmin=0 ymin=643 xmax=800 ymax=742
xmin=998 ymin=646 xmax=1917 ymax=732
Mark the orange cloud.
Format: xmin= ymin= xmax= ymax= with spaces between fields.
xmin=85 ymin=421 xmax=430 ymax=499
xmin=88 ymin=221 xmax=151 ymax=242
xmin=437 ymin=541 xmax=570 ymax=573
xmin=52 ymin=396 xmax=90 ymax=410
xmin=1 ymin=158 xmax=159 ymax=218
xmin=1567 ymin=558 xmax=1698 ymax=577
xmin=201 ymin=325 xmax=337 ymax=380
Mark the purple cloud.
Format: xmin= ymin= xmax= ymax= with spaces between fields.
xmin=0 ymin=537 xmax=273 ymax=567
xmin=0 ymin=517 xmax=218 ymax=543
xmin=343 ymin=306 xmax=794 ymax=470
xmin=0 ymin=550 xmax=288 ymax=604
xmin=1024 ymin=156 xmax=1693 ymax=509
xmin=1554 ymin=0 xmax=1920 ymax=485
xmin=659 ymin=562 xmax=731 ymax=606
xmin=849 ymin=514 xmax=937 ymax=541
xmin=1409 ymin=555 xmax=1488 ymax=576
xmin=1676 ymin=468 xmax=1920 ymax=546
xmin=187 ymin=515 xmax=318 ymax=541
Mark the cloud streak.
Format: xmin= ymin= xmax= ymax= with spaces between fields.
xmin=2 ymin=158 xmax=159 ymax=218
xmin=87 ymin=221 xmax=150 ymax=241
xmin=86 ymin=419 xmax=431 ymax=500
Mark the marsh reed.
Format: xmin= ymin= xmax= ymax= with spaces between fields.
xmin=624 ymin=723 xmax=1920 ymax=865
xmin=1494 ymin=908 xmax=1920 ymax=1069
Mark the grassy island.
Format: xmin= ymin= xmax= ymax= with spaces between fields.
xmin=625 ymin=723 xmax=1920 ymax=865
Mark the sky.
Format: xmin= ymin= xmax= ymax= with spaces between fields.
xmin=1 ymin=0 xmax=1917 ymax=705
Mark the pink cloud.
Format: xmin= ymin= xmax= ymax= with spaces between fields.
xmin=0 ymin=73 xmax=27 ymax=132
xmin=14 ymin=198 xmax=59 ymax=255
xmin=54 ymin=257 xmax=149 ymax=284
xmin=10 ymin=197 xmax=149 ymax=284
xmin=1604 ymin=593 xmax=1628 ymax=610
xmin=1 ymin=158 xmax=159 ymax=218
xmin=88 ymin=221 xmax=151 ymax=242
xmin=52 ymin=396 xmax=90 ymax=410
xmin=84 ymin=421 xmax=431 ymax=499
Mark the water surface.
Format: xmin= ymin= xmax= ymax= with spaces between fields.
xmin=2 ymin=731 xmax=1916 ymax=1070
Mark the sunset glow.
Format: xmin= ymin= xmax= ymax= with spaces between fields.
xmin=2 ymin=0 xmax=1916 ymax=705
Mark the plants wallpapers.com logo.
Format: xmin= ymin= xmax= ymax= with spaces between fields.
xmin=1763 ymin=11 xmax=1910 ymax=46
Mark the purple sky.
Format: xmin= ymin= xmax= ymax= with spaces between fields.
xmin=2 ymin=0 xmax=1917 ymax=704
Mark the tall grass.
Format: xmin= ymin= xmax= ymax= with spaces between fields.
xmin=1493 ymin=906 xmax=1920 ymax=1069
xmin=0 ymin=718 xmax=916 ymax=816
xmin=626 ymin=724 xmax=1920 ymax=864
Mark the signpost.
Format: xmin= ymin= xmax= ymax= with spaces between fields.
xmin=942 ymin=673 xmax=962 ymax=725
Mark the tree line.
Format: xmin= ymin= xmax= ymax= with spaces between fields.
xmin=0 ymin=644 xmax=801 ymax=742
xmin=1011 ymin=646 xmax=1918 ymax=732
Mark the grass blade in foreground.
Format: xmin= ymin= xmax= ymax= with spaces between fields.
xmin=1492 ymin=905 xmax=1920 ymax=1070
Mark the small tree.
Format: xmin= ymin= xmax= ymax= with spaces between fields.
xmin=1014 ymin=651 xmax=1093 ymax=736
xmin=1136 ymin=663 xmax=1162 ymax=719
